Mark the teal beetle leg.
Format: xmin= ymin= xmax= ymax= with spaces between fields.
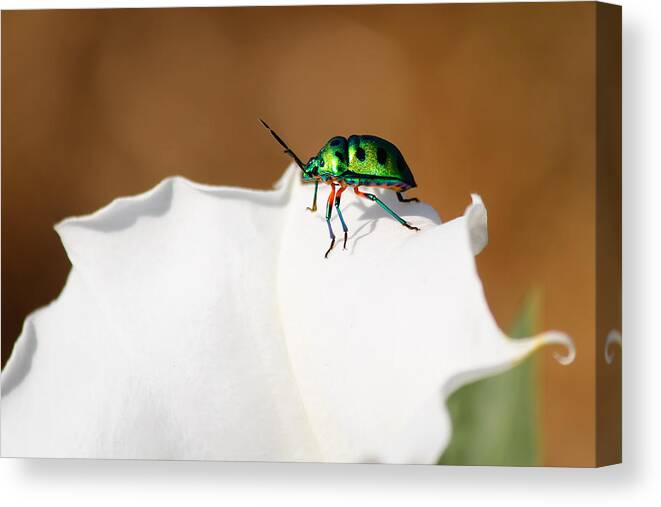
xmin=324 ymin=183 xmax=337 ymax=258
xmin=334 ymin=186 xmax=349 ymax=249
xmin=307 ymin=181 xmax=319 ymax=212
xmin=354 ymin=187 xmax=420 ymax=231
xmin=396 ymin=191 xmax=419 ymax=203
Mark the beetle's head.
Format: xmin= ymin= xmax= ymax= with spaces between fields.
xmin=302 ymin=157 xmax=322 ymax=180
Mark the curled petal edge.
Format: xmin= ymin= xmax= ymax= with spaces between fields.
xmin=605 ymin=329 xmax=622 ymax=365
xmin=542 ymin=331 xmax=577 ymax=366
xmin=516 ymin=330 xmax=576 ymax=367
xmin=465 ymin=193 xmax=488 ymax=256
xmin=442 ymin=330 xmax=576 ymax=404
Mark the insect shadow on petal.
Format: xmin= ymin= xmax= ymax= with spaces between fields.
xmin=260 ymin=119 xmax=420 ymax=258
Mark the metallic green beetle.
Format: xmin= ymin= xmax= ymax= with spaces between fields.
xmin=260 ymin=119 xmax=420 ymax=258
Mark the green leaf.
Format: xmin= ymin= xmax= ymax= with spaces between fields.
xmin=438 ymin=292 xmax=541 ymax=466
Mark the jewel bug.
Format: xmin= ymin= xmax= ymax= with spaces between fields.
xmin=260 ymin=119 xmax=420 ymax=258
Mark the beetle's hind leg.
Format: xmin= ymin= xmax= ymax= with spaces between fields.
xmin=396 ymin=191 xmax=419 ymax=203
xmin=334 ymin=185 xmax=349 ymax=249
xmin=307 ymin=181 xmax=319 ymax=212
xmin=355 ymin=186 xmax=420 ymax=231
xmin=324 ymin=183 xmax=337 ymax=258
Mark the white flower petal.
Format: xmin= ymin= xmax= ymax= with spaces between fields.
xmin=466 ymin=193 xmax=488 ymax=256
xmin=277 ymin=170 xmax=574 ymax=463
xmin=1 ymin=165 xmax=574 ymax=463
xmin=2 ymin=170 xmax=319 ymax=460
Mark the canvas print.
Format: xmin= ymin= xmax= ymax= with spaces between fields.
xmin=0 ymin=2 xmax=621 ymax=466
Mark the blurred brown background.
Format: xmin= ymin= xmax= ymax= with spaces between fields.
xmin=1 ymin=3 xmax=620 ymax=466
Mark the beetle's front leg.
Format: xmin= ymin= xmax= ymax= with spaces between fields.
xmin=307 ymin=181 xmax=319 ymax=212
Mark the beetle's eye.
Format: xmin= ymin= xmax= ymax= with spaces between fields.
xmin=319 ymin=159 xmax=325 ymax=167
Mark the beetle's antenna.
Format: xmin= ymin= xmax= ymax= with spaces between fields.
xmin=259 ymin=118 xmax=306 ymax=172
